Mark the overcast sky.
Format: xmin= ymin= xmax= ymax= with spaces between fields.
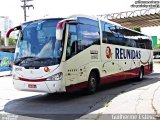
xmin=0 ymin=0 xmax=160 ymax=36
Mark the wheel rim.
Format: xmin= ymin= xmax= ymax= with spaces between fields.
xmin=89 ymin=77 xmax=96 ymax=92
xmin=140 ymin=70 xmax=143 ymax=79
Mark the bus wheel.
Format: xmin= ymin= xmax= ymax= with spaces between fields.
xmin=87 ymin=72 xmax=98 ymax=94
xmin=137 ymin=67 xmax=144 ymax=81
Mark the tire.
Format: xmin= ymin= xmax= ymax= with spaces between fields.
xmin=87 ymin=72 xmax=98 ymax=94
xmin=136 ymin=67 xmax=144 ymax=81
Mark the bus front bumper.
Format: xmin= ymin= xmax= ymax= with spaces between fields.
xmin=13 ymin=79 xmax=65 ymax=93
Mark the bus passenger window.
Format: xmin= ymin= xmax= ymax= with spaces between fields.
xmin=126 ymin=39 xmax=136 ymax=47
xmin=77 ymin=23 xmax=100 ymax=51
xmin=138 ymin=43 xmax=146 ymax=49
xmin=102 ymin=31 xmax=108 ymax=43
xmin=66 ymin=22 xmax=100 ymax=60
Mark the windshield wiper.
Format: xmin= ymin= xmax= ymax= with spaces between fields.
xmin=14 ymin=56 xmax=36 ymax=65
xmin=33 ymin=57 xmax=53 ymax=61
xmin=33 ymin=57 xmax=58 ymax=65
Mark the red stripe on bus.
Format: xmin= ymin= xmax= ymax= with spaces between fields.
xmin=19 ymin=77 xmax=46 ymax=82
xmin=66 ymin=81 xmax=88 ymax=91
xmin=100 ymin=67 xmax=139 ymax=84
xmin=101 ymin=64 xmax=152 ymax=84
xmin=144 ymin=64 xmax=153 ymax=75
xmin=66 ymin=64 xmax=152 ymax=91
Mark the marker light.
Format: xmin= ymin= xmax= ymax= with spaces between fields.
xmin=44 ymin=67 xmax=50 ymax=72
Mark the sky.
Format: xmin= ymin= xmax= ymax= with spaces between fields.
xmin=0 ymin=0 xmax=160 ymax=36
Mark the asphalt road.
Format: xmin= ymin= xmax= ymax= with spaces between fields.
xmin=0 ymin=63 xmax=159 ymax=120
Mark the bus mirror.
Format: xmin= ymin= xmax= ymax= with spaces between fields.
xmin=6 ymin=26 xmax=21 ymax=38
xmin=6 ymin=28 xmax=14 ymax=38
xmin=56 ymin=29 xmax=63 ymax=40
xmin=56 ymin=19 xmax=77 ymax=40
xmin=56 ymin=20 xmax=65 ymax=40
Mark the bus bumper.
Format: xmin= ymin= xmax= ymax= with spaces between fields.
xmin=13 ymin=79 xmax=65 ymax=93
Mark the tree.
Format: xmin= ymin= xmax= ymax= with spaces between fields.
xmin=154 ymin=44 xmax=160 ymax=49
xmin=1 ymin=37 xmax=5 ymax=45
xmin=0 ymin=37 xmax=17 ymax=46
xmin=132 ymin=27 xmax=141 ymax=32
xmin=8 ymin=38 xmax=17 ymax=45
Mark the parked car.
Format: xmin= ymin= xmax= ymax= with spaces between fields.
xmin=154 ymin=55 xmax=160 ymax=59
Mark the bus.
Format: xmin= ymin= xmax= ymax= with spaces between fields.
xmin=6 ymin=15 xmax=153 ymax=94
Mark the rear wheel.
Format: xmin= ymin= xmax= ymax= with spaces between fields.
xmin=87 ymin=72 xmax=98 ymax=94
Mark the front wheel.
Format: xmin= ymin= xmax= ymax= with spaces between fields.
xmin=87 ymin=72 xmax=98 ymax=94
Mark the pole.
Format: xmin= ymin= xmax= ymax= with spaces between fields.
xmin=0 ymin=31 xmax=1 ymax=47
xmin=24 ymin=0 xmax=27 ymax=21
xmin=21 ymin=0 xmax=34 ymax=22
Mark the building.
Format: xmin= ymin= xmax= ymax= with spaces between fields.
xmin=0 ymin=16 xmax=12 ymax=38
xmin=0 ymin=16 xmax=15 ymax=51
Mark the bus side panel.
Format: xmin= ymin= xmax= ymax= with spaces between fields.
xmin=140 ymin=49 xmax=153 ymax=75
xmin=65 ymin=45 xmax=101 ymax=91
xmin=100 ymin=44 xmax=126 ymax=84
xmin=118 ymin=46 xmax=138 ymax=80
xmin=100 ymin=44 xmax=153 ymax=84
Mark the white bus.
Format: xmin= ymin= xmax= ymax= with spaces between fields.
xmin=7 ymin=15 xmax=153 ymax=94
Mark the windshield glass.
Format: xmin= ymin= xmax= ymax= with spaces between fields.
xmin=14 ymin=19 xmax=64 ymax=67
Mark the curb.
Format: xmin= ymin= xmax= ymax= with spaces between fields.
xmin=0 ymin=71 xmax=11 ymax=77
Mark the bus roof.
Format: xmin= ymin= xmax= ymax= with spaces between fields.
xmin=20 ymin=15 xmax=150 ymax=39
xmin=21 ymin=18 xmax=65 ymax=25
xmin=68 ymin=14 xmax=150 ymax=38
xmin=68 ymin=14 xmax=98 ymax=21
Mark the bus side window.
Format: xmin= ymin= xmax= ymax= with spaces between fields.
xmin=77 ymin=23 xmax=100 ymax=51
xmin=104 ymin=23 xmax=126 ymax=46
xmin=146 ymin=40 xmax=152 ymax=50
xmin=66 ymin=24 xmax=78 ymax=60
xmin=138 ymin=43 xmax=146 ymax=49
xmin=127 ymin=39 xmax=137 ymax=47
xmin=66 ymin=22 xmax=100 ymax=60
xmin=102 ymin=31 xmax=108 ymax=43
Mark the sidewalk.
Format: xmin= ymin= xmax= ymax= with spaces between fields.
xmin=0 ymin=71 xmax=11 ymax=77
xmin=77 ymin=64 xmax=160 ymax=120
xmin=78 ymin=80 xmax=160 ymax=120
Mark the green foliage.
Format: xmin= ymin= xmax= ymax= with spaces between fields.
xmin=1 ymin=37 xmax=4 ymax=45
xmin=8 ymin=38 xmax=17 ymax=45
xmin=154 ymin=44 xmax=160 ymax=49
xmin=132 ymin=27 xmax=141 ymax=32
xmin=0 ymin=37 xmax=17 ymax=45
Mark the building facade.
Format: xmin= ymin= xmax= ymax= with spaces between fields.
xmin=0 ymin=16 xmax=12 ymax=38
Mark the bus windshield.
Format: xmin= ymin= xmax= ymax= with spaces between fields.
xmin=14 ymin=19 xmax=64 ymax=67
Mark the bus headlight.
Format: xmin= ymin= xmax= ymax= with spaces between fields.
xmin=47 ymin=72 xmax=63 ymax=81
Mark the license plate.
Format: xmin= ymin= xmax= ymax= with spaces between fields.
xmin=28 ymin=84 xmax=37 ymax=88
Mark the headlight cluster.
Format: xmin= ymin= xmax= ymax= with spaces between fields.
xmin=47 ymin=72 xmax=63 ymax=81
